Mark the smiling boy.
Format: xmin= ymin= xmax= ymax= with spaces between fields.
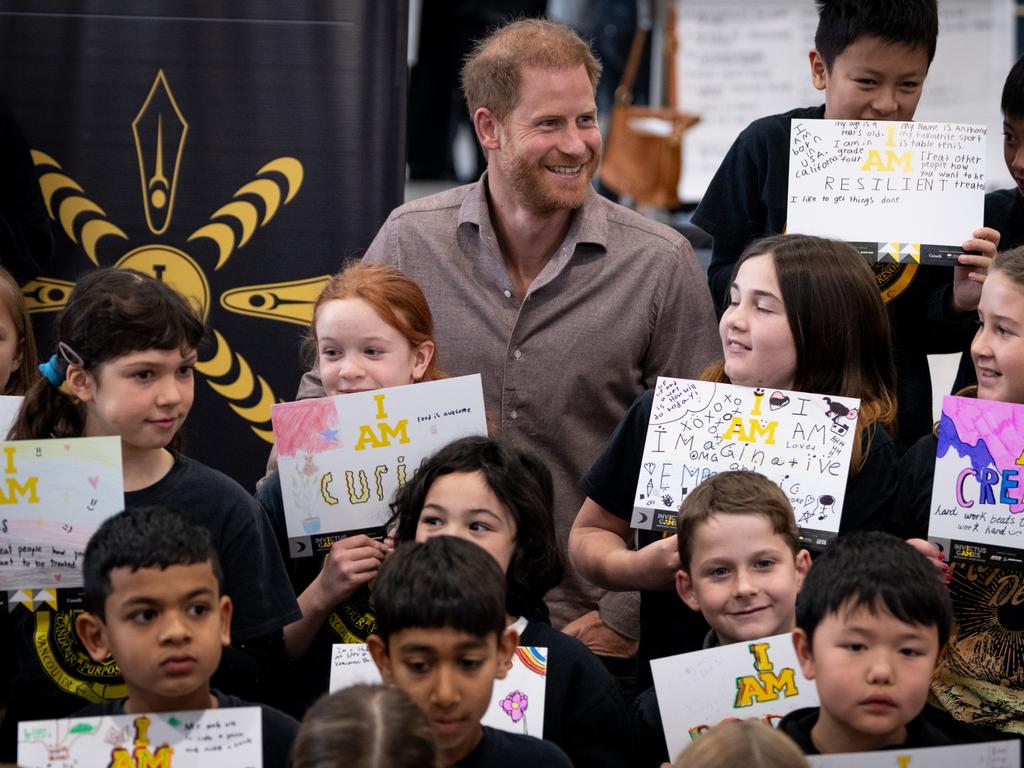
xmin=73 ymin=507 xmax=298 ymax=767
xmin=781 ymin=532 xmax=958 ymax=753
xmin=367 ymin=536 xmax=572 ymax=768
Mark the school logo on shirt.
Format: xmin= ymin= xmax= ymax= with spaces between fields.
xmin=25 ymin=69 xmax=329 ymax=445
xmin=326 ymin=582 xmax=376 ymax=643
xmin=33 ymin=608 xmax=127 ymax=703
xmin=873 ymin=262 xmax=918 ymax=303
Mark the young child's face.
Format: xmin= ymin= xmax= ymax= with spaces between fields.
xmin=315 ymin=298 xmax=433 ymax=396
xmin=1004 ymin=113 xmax=1024 ymax=196
xmin=676 ymin=513 xmax=810 ymax=645
xmin=70 ymin=348 xmax=196 ymax=453
xmin=793 ymin=600 xmax=940 ymax=752
xmin=415 ymin=471 xmax=518 ymax=574
xmin=77 ymin=561 xmax=231 ymax=713
xmin=809 ymin=36 xmax=929 ymax=121
xmin=972 ymin=269 xmax=1024 ymax=405
xmin=368 ymin=626 xmax=516 ymax=765
xmin=720 ymin=254 xmax=798 ymax=390
xmin=0 ymin=302 xmax=22 ymax=393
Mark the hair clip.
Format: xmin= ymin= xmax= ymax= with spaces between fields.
xmin=57 ymin=341 xmax=84 ymax=368
xmin=38 ymin=354 xmax=64 ymax=387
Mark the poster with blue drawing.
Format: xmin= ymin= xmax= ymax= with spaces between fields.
xmin=0 ymin=436 xmax=123 ymax=600
xmin=631 ymin=378 xmax=859 ymax=548
xmin=271 ymin=376 xmax=487 ymax=558
xmin=929 ymin=395 xmax=1024 ymax=567
xmin=18 ymin=707 xmax=263 ymax=767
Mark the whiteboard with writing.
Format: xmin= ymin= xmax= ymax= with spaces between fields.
xmin=929 ymin=396 xmax=1024 ymax=568
xmin=18 ymin=707 xmax=263 ymax=768
xmin=787 ymin=120 xmax=985 ymax=263
xmin=0 ymin=436 xmax=123 ymax=593
xmin=808 ymin=740 xmax=1020 ymax=768
xmin=675 ymin=0 xmax=1014 ymax=201
xmin=652 ymin=633 xmax=817 ymax=762
xmin=271 ymin=376 xmax=487 ymax=557
xmin=630 ymin=378 xmax=858 ymax=548
xmin=329 ymin=643 xmax=548 ymax=737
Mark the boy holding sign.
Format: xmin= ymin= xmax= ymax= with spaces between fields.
xmin=690 ymin=0 xmax=993 ymax=444
xmin=633 ymin=471 xmax=811 ymax=766
xmin=72 ymin=507 xmax=299 ymax=767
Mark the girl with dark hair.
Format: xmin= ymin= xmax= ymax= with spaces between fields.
xmin=570 ymin=234 xmax=903 ymax=670
xmin=388 ymin=436 xmax=630 ymax=768
xmin=0 ymin=268 xmax=299 ymax=762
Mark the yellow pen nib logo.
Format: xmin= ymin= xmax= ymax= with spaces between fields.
xmin=27 ymin=69 xmax=331 ymax=442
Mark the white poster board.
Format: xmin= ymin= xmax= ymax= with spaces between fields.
xmin=329 ymin=643 xmax=548 ymax=737
xmin=0 ymin=394 xmax=23 ymax=437
xmin=928 ymin=395 xmax=1024 ymax=568
xmin=18 ymin=707 xmax=263 ymax=767
xmin=0 ymin=436 xmax=123 ymax=599
xmin=808 ymin=740 xmax=1020 ymax=768
xmin=651 ymin=633 xmax=817 ymax=761
xmin=675 ymin=0 xmax=1014 ymax=201
xmin=631 ymin=378 xmax=858 ymax=549
xmin=786 ymin=120 xmax=985 ymax=264
xmin=271 ymin=376 xmax=487 ymax=558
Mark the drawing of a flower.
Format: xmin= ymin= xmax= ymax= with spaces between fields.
xmin=500 ymin=690 xmax=529 ymax=733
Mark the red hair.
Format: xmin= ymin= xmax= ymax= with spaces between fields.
xmin=310 ymin=262 xmax=442 ymax=382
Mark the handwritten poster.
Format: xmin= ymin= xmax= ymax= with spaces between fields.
xmin=787 ymin=120 xmax=986 ymax=265
xmin=651 ymin=633 xmax=817 ymax=761
xmin=329 ymin=643 xmax=548 ymax=737
xmin=631 ymin=378 xmax=859 ymax=548
xmin=0 ymin=436 xmax=123 ymax=597
xmin=808 ymin=740 xmax=1020 ymax=768
xmin=928 ymin=396 xmax=1024 ymax=567
xmin=18 ymin=707 xmax=263 ymax=767
xmin=271 ymin=376 xmax=487 ymax=557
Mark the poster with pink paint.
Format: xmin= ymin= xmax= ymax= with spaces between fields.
xmin=270 ymin=376 xmax=487 ymax=558
xmin=929 ymin=395 xmax=1024 ymax=567
xmin=0 ymin=436 xmax=123 ymax=606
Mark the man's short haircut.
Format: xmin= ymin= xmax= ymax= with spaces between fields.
xmin=677 ymin=471 xmax=800 ymax=571
xmin=796 ymin=531 xmax=952 ymax=649
xmin=374 ymin=536 xmax=506 ymax=643
xmin=461 ymin=18 xmax=602 ymax=123
xmin=1002 ymin=55 xmax=1024 ymax=120
xmin=813 ymin=0 xmax=938 ymax=72
xmin=83 ymin=507 xmax=223 ymax=619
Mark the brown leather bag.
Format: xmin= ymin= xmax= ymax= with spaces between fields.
xmin=600 ymin=18 xmax=699 ymax=208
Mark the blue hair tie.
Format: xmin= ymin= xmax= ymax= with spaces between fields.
xmin=39 ymin=355 xmax=63 ymax=387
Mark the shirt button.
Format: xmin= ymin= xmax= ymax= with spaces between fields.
xmin=513 ymin=349 xmax=522 ymax=359
xmin=510 ymin=410 xmax=518 ymax=420
xmin=503 ymin=289 xmax=512 ymax=298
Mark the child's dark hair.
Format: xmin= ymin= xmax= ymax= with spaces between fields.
xmin=9 ymin=267 xmax=204 ymax=442
xmin=292 ymin=685 xmax=438 ymax=768
xmin=83 ymin=506 xmax=223 ymax=619
xmin=814 ymin=0 xmax=938 ymax=72
xmin=677 ymin=471 xmax=800 ymax=571
xmin=1002 ymin=55 xmax=1024 ymax=121
xmin=373 ymin=536 xmax=506 ymax=643
xmin=795 ymin=531 xmax=951 ymax=649
xmin=389 ymin=436 xmax=564 ymax=619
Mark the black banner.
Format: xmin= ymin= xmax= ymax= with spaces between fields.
xmin=0 ymin=0 xmax=408 ymax=490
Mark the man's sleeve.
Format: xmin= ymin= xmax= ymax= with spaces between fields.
xmin=643 ymin=238 xmax=720 ymax=385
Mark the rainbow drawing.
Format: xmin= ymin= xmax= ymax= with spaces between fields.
xmin=515 ymin=647 xmax=547 ymax=676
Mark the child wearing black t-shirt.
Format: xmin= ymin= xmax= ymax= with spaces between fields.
xmin=72 ymin=508 xmax=298 ymax=768
xmin=367 ymin=537 xmax=572 ymax=768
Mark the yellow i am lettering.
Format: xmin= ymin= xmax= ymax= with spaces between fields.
xmin=861 ymin=149 xmax=913 ymax=172
xmin=722 ymin=417 xmax=778 ymax=445
xmin=0 ymin=476 xmax=39 ymax=504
